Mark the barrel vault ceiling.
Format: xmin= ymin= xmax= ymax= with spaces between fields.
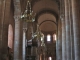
xmin=20 ymin=0 xmax=60 ymax=33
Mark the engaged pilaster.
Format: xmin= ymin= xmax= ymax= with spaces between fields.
xmin=60 ymin=0 xmax=66 ymax=60
xmin=72 ymin=0 xmax=80 ymax=60
xmin=65 ymin=0 xmax=71 ymax=60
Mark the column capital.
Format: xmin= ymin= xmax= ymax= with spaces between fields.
xmin=23 ymin=28 xmax=27 ymax=32
xmin=60 ymin=14 xmax=64 ymax=21
xmin=14 ymin=15 xmax=21 ymax=22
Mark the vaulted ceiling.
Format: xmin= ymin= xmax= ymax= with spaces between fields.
xmin=20 ymin=0 xmax=60 ymax=33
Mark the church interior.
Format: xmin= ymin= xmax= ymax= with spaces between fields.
xmin=0 ymin=0 xmax=80 ymax=60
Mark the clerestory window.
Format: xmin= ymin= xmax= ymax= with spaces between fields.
xmin=47 ymin=34 xmax=51 ymax=42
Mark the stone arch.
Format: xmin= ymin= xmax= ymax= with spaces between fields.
xmin=35 ymin=9 xmax=59 ymax=22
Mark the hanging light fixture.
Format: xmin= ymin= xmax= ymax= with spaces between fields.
xmin=32 ymin=24 xmax=43 ymax=38
xmin=21 ymin=0 xmax=35 ymax=22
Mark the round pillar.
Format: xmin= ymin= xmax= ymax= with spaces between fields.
xmin=68 ymin=0 xmax=75 ymax=60
xmin=22 ymin=28 xmax=27 ymax=60
xmin=65 ymin=0 xmax=71 ymax=60
xmin=72 ymin=0 xmax=80 ymax=60
xmin=57 ymin=19 xmax=62 ymax=60
xmin=62 ymin=16 xmax=66 ymax=60
xmin=60 ymin=0 xmax=66 ymax=60
xmin=13 ymin=16 xmax=22 ymax=60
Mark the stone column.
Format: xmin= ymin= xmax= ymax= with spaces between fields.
xmin=65 ymin=0 xmax=71 ymax=60
xmin=13 ymin=0 xmax=22 ymax=60
xmin=69 ymin=0 xmax=74 ymax=60
xmin=60 ymin=0 xmax=66 ymax=60
xmin=72 ymin=0 xmax=80 ymax=60
xmin=61 ymin=16 xmax=66 ymax=60
xmin=57 ymin=19 xmax=62 ymax=60
xmin=13 ymin=16 xmax=22 ymax=60
xmin=56 ymin=0 xmax=62 ymax=60
xmin=22 ymin=28 xmax=27 ymax=60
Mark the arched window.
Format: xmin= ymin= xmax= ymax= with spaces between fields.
xmin=8 ymin=24 xmax=13 ymax=49
xmin=53 ymin=34 xmax=56 ymax=41
xmin=47 ymin=34 xmax=51 ymax=42
xmin=48 ymin=57 xmax=52 ymax=60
